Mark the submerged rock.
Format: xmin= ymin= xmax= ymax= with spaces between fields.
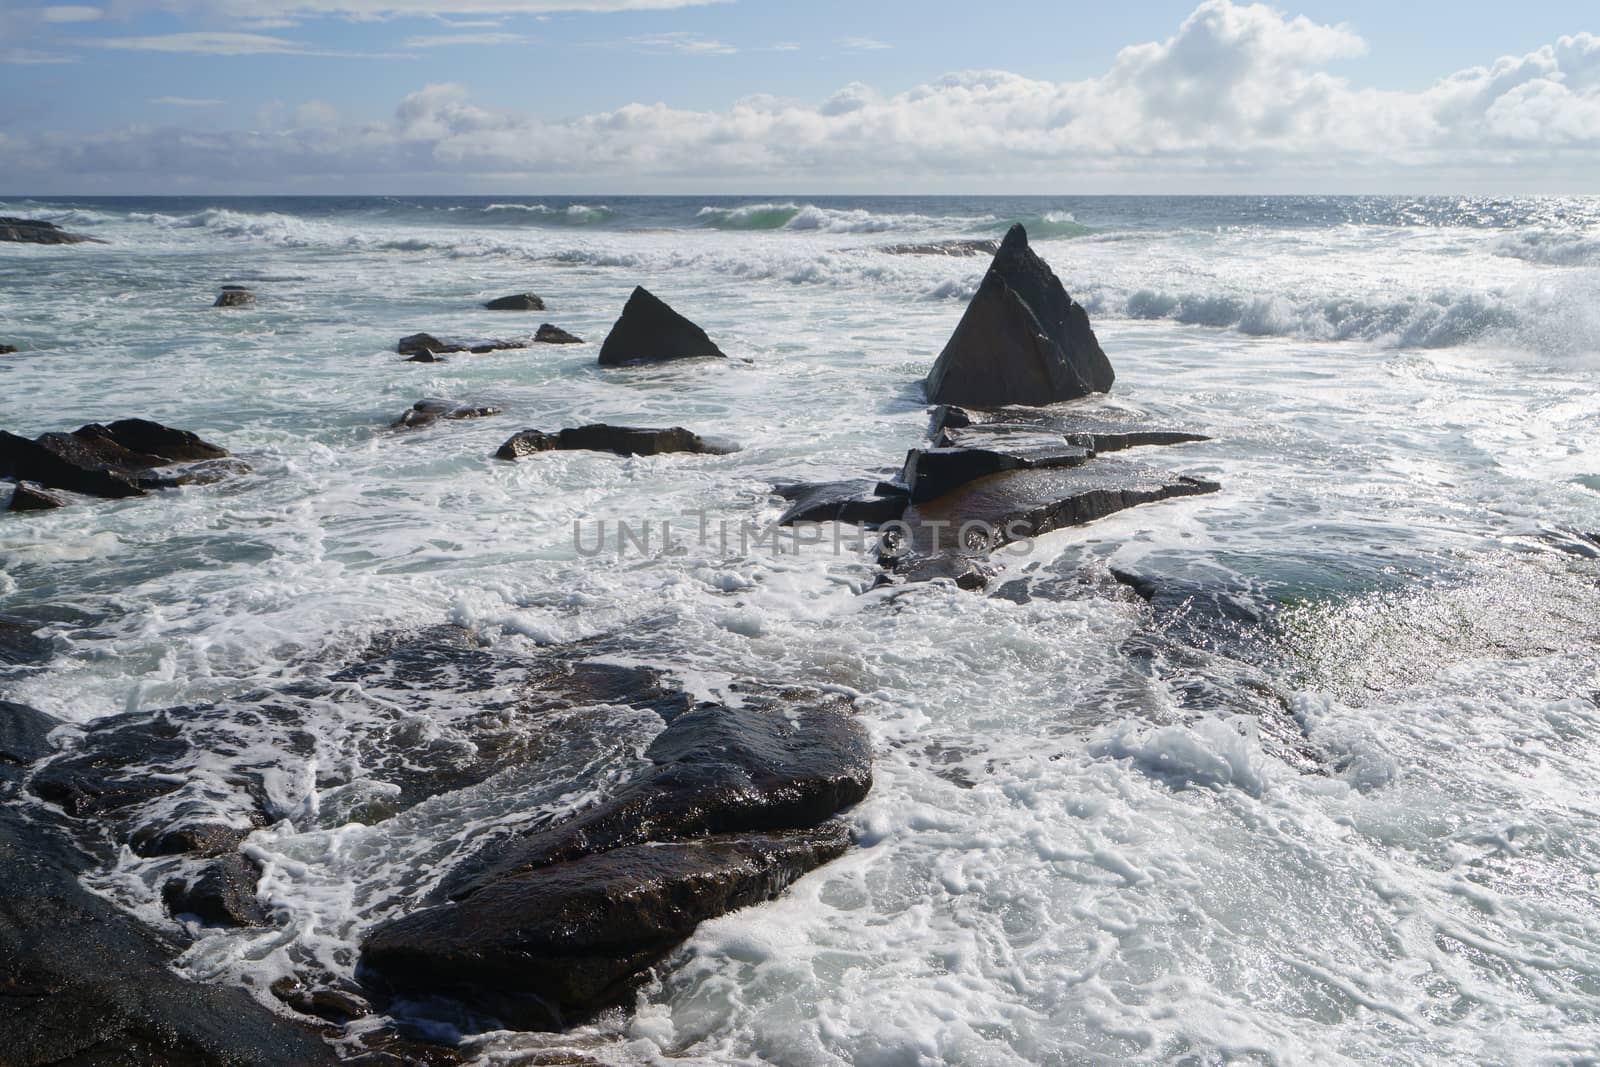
xmin=8 ymin=481 xmax=66 ymax=512
xmin=162 ymin=853 xmax=268 ymax=927
xmin=924 ymin=224 xmax=1113 ymax=407
xmin=0 ymin=420 xmax=245 ymax=502
xmin=0 ymin=216 xmax=102 ymax=245
xmin=496 ymin=424 xmax=734 ymax=460
xmin=397 ymin=332 xmax=530 ymax=358
xmin=361 ymin=827 xmax=849 ymax=1030
xmin=392 ymin=398 xmax=502 ymax=430
xmin=932 ymin=404 xmax=1210 ymax=452
xmin=597 ymin=286 xmax=726 ymax=366
xmin=0 ymin=621 xmax=51 ymax=668
xmin=535 ymin=323 xmax=583 ymax=344
xmin=0 ymin=700 xmax=58 ymax=794
xmin=484 ymin=293 xmax=545 ymax=311
xmin=881 ymin=237 xmax=1002 ymax=257
xmin=0 ymin=803 xmax=339 ymax=1065
xmin=213 ymin=286 xmax=255 ymax=308
xmin=0 ymin=344 xmax=17 ymax=354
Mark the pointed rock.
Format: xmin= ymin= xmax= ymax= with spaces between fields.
xmin=924 ymin=224 xmax=1112 ymax=407
xmin=597 ymin=287 xmax=726 ymax=366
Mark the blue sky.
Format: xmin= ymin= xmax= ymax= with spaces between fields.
xmin=3 ymin=0 xmax=1599 ymax=193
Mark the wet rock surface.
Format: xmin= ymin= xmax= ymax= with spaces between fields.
xmin=535 ymin=323 xmax=583 ymax=344
xmin=8 ymin=481 xmax=67 ymax=511
xmin=397 ymin=332 xmax=530 ymax=358
xmin=391 ymin=398 xmax=503 ymax=430
xmin=0 ymin=798 xmax=339 ymax=1065
xmin=484 ymin=293 xmax=545 ymax=311
xmin=597 ymin=286 xmax=726 ymax=366
xmin=0 ymin=620 xmax=51 ymax=668
xmin=163 ymin=853 xmax=269 ymax=927
xmin=0 ymin=216 xmax=102 ymax=245
xmin=214 ymin=286 xmax=256 ymax=307
xmin=772 ymin=478 xmax=909 ymax=527
xmin=0 ymin=419 xmax=246 ymax=502
xmin=496 ymin=424 xmax=734 ymax=460
xmin=923 ymin=224 xmax=1113 ymax=407
xmin=932 ymin=404 xmax=1210 ymax=451
xmin=361 ymin=827 xmax=851 ymax=1031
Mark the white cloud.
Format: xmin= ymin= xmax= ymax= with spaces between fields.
xmin=40 ymin=5 xmax=102 ymax=22
xmin=404 ymin=30 xmax=527 ymax=46
xmin=150 ymin=95 xmax=224 ymax=105
xmin=15 ymin=2 xmax=1600 ymax=192
xmin=0 ymin=47 xmax=78 ymax=63
xmin=839 ymin=36 xmax=891 ymax=51
xmin=628 ymin=31 xmax=735 ymax=55
xmin=92 ymin=31 xmax=316 ymax=54
xmin=181 ymin=0 xmax=728 ymax=15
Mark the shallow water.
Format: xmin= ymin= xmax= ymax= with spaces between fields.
xmin=2 ymin=195 xmax=1599 ymax=1065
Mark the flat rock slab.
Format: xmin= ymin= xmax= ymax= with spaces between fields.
xmin=880 ymin=238 xmax=1001 ymax=258
xmin=597 ymin=286 xmax=726 ymax=366
xmin=901 ymin=432 xmax=1094 ymax=504
xmin=933 ymin=404 xmax=1210 ymax=452
xmin=773 ymin=479 xmax=908 ymax=527
xmin=360 ymin=826 xmax=850 ymax=1031
xmin=881 ymin=460 xmax=1221 ymax=582
xmin=438 ymin=687 xmax=872 ymax=899
xmin=0 ymin=216 xmax=103 ymax=245
xmin=397 ymin=333 xmax=530 ymax=358
xmin=497 ymin=424 xmax=734 ymax=460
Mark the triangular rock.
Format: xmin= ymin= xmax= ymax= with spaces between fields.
xmin=597 ymin=287 xmax=726 ymax=366
xmin=923 ymin=224 xmax=1113 ymax=407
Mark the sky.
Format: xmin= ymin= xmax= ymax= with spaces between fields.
xmin=2 ymin=0 xmax=1598 ymax=195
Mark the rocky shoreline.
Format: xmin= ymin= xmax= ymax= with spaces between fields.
xmin=1 ymin=223 xmax=1223 ymax=1061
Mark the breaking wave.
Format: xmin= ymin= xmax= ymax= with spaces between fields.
xmin=1492 ymin=229 xmax=1600 ymax=267
xmin=697 ymin=202 xmax=996 ymax=234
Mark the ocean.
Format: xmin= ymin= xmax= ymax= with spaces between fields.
xmin=3 ymin=193 xmax=1600 ymax=1064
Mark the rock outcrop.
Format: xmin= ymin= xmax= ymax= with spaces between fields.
xmin=496 ymin=424 xmax=734 ymax=460
xmin=924 ymin=224 xmax=1113 ymax=407
xmin=0 ymin=217 xmax=102 ymax=245
xmin=8 ymin=482 xmax=66 ymax=512
xmin=391 ymin=399 xmax=502 ymax=430
xmin=397 ymin=333 xmax=530 ymax=359
xmin=484 ymin=293 xmax=545 ymax=311
xmin=534 ymin=323 xmax=583 ymax=344
xmin=0 ymin=419 xmax=246 ymax=502
xmin=214 ymin=286 xmax=255 ymax=308
xmin=0 ymin=344 xmax=17 ymax=355
xmin=597 ymin=287 xmax=726 ymax=366
xmin=360 ymin=682 xmax=870 ymax=1029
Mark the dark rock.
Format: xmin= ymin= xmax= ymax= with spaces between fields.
xmin=0 ymin=619 xmax=51 ymax=667
xmin=0 ymin=216 xmax=102 ymax=245
xmin=404 ymin=349 xmax=445 ymax=363
xmin=31 ymin=708 xmax=192 ymax=818
xmin=397 ymin=333 xmax=529 ymax=358
xmin=0 ymin=701 xmax=59 ymax=793
xmin=213 ymin=288 xmax=256 ymax=308
xmin=270 ymin=978 xmax=371 ymax=1024
xmin=496 ymin=424 xmax=733 ymax=460
xmin=8 ymin=481 xmax=67 ymax=511
xmin=392 ymin=398 xmax=503 ymax=430
xmin=880 ymin=238 xmax=1002 ymax=257
xmin=484 ymin=293 xmax=545 ymax=311
xmin=0 ymin=804 xmax=339 ymax=1066
xmin=0 ymin=343 xmax=17 ymax=354
xmin=360 ymin=826 xmax=850 ymax=1031
xmin=439 ymin=688 xmax=871 ymax=900
xmin=0 ymin=421 xmax=243 ymax=502
xmin=131 ymin=821 xmax=251 ymax=859
xmin=932 ymin=404 xmax=1210 ymax=452
xmin=535 ymin=323 xmax=583 ymax=344
xmin=163 ymin=853 xmax=268 ymax=927
xmin=597 ymin=286 xmax=726 ymax=366
xmin=879 ymin=460 xmax=1220 ymax=579
xmin=900 ymin=432 xmax=1093 ymax=504
xmin=923 ymin=224 xmax=1113 ymax=407
xmin=772 ymin=479 xmax=908 ymax=527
